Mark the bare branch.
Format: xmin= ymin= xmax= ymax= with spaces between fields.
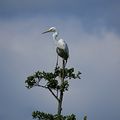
xmin=37 ymin=84 xmax=59 ymax=102
xmin=37 ymin=84 xmax=48 ymax=89
xmin=48 ymin=88 xmax=60 ymax=102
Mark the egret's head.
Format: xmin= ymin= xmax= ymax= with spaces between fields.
xmin=42 ymin=27 xmax=56 ymax=34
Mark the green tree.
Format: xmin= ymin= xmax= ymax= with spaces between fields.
xmin=25 ymin=63 xmax=81 ymax=118
xmin=25 ymin=63 xmax=87 ymax=119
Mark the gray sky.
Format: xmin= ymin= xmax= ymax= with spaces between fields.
xmin=0 ymin=0 xmax=120 ymax=120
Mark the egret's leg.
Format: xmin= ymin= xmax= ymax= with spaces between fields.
xmin=63 ymin=59 xmax=65 ymax=69
xmin=56 ymin=55 xmax=58 ymax=68
xmin=62 ymin=59 xmax=67 ymax=68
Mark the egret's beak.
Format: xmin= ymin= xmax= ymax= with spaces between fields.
xmin=42 ymin=30 xmax=51 ymax=34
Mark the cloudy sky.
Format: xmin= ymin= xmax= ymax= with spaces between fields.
xmin=0 ymin=0 xmax=120 ymax=120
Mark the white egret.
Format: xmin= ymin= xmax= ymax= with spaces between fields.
xmin=42 ymin=27 xmax=69 ymax=68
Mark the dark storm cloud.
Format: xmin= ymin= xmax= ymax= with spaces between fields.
xmin=0 ymin=0 xmax=119 ymax=17
xmin=0 ymin=0 xmax=120 ymax=32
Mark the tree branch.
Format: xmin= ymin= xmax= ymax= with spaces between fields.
xmin=37 ymin=84 xmax=48 ymax=89
xmin=48 ymin=88 xmax=60 ymax=102
xmin=37 ymin=84 xmax=59 ymax=102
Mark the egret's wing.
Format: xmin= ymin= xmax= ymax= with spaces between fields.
xmin=57 ymin=39 xmax=69 ymax=59
xmin=57 ymin=39 xmax=65 ymax=49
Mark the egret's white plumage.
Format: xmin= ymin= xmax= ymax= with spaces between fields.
xmin=42 ymin=27 xmax=69 ymax=67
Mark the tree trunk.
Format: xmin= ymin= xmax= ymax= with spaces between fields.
xmin=57 ymin=60 xmax=65 ymax=115
xmin=57 ymin=93 xmax=63 ymax=115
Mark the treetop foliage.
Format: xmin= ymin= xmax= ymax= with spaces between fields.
xmin=25 ymin=67 xmax=81 ymax=91
xmin=25 ymin=67 xmax=82 ymax=120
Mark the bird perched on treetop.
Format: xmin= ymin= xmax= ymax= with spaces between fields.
xmin=42 ymin=27 xmax=69 ymax=68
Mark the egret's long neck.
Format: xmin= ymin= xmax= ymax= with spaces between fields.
xmin=52 ymin=31 xmax=59 ymax=43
